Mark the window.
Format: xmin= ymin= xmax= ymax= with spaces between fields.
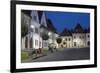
xmin=87 ymin=41 xmax=90 ymax=46
xmin=74 ymin=36 xmax=76 ymax=39
xmin=66 ymin=38 xmax=67 ymax=41
xmin=88 ymin=35 xmax=90 ymax=38
xmin=82 ymin=36 xmax=84 ymax=39
xmin=79 ymin=36 xmax=81 ymax=39
xmin=63 ymin=42 xmax=66 ymax=45
xmin=69 ymin=38 xmax=70 ymax=41
xmin=30 ymin=38 xmax=33 ymax=48
xmin=25 ymin=37 xmax=28 ymax=48
xmin=74 ymin=42 xmax=76 ymax=46
xmin=35 ymin=40 xmax=38 ymax=46
xmin=39 ymin=41 xmax=41 ymax=47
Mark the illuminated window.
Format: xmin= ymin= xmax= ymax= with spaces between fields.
xmin=79 ymin=36 xmax=81 ymax=39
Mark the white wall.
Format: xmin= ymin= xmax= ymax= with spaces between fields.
xmin=0 ymin=0 xmax=99 ymax=73
xmin=72 ymin=33 xmax=86 ymax=47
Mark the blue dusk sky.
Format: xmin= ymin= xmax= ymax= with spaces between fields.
xmin=45 ymin=11 xmax=90 ymax=33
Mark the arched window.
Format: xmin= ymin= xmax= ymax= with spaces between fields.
xmin=30 ymin=38 xmax=33 ymax=48
xmin=74 ymin=42 xmax=76 ymax=46
xmin=25 ymin=37 xmax=28 ymax=48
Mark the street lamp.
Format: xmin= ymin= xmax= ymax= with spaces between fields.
xmin=48 ymin=31 xmax=51 ymax=36
xmin=30 ymin=25 xmax=35 ymax=49
xmin=30 ymin=24 xmax=35 ymax=31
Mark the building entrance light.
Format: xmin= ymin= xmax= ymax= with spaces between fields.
xmin=30 ymin=25 xmax=35 ymax=29
xmin=48 ymin=32 xmax=51 ymax=36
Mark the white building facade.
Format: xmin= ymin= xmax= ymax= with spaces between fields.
xmin=59 ymin=24 xmax=90 ymax=48
xmin=21 ymin=10 xmax=58 ymax=50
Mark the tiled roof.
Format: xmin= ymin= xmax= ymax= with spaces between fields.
xmin=60 ymin=28 xmax=72 ymax=36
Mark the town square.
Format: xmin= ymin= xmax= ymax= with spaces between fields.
xmin=21 ymin=10 xmax=90 ymax=63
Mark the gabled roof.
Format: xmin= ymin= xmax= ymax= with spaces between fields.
xmin=21 ymin=10 xmax=31 ymax=18
xmin=60 ymin=28 xmax=72 ymax=36
xmin=73 ymin=23 xmax=84 ymax=33
xmin=46 ymin=19 xmax=57 ymax=33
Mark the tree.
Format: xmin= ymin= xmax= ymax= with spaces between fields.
xmin=42 ymin=33 xmax=49 ymax=40
xmin=21 ymin=23 xmax=28 ymax=38
xmin=56 ymin=37 xmax=62 ymax=47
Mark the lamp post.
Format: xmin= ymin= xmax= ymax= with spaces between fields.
xmin=30 ymin=24 xmax=35 ymax=49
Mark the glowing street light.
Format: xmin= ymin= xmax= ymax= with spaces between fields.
xmin=48 ymin=32 xmax=51 ymax=36
xmin=30 ymin=25 xmax=35 ymax=49
xmin=30 ymin=25 xmax=35 ymax=30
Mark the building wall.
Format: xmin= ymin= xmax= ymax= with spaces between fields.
xmin=86 ymin=33 xmax=90 ymax=47
xmin=72 ymin=33 xmax=86 ymax=48
xmin=59 ymin=36 xmax=73 ymax=48
xmin=21 ymin=32 xmax=42 ymax=50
